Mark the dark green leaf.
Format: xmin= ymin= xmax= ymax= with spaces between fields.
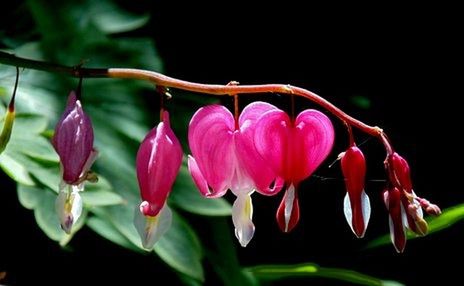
xmin=81 ymin=176 xmax=125 ymax=207
xmin=87 ymin=216 xmax=140 ymax=252
xmin=155 ymin=212 xmax=204 ymax=281
xmin=350 ymin=95 xmax=371 ymax=109
xmin=247 ymin=263 xmax=404 ymax=286
xmin=367 ymin=204 xmax=464 ymax=249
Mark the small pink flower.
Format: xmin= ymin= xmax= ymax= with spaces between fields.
xmin=52 ymin=91 xmax=97 ymax=234
xmin=340 ymin=146 xmax=370 ymax=238
xmin=134 ymin=111 xmax=183 ymax=249
xmin=188 ymin=102 xmax=283 ymax=247
xmin=253 ymin=108 xmax=334 ymax=232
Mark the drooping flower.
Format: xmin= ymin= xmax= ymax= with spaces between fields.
xmin=383 ymin=152 xmax=441 ymax=252
xmin=135 ymin=111 xmax=183 ymax=249
xmin=52 ymin=91 xmax=97 ymax=234
xmin=253 ymin=108 xmax=335 ymax=232
xmin=188 ymin=102 xmax=283 ymax=247
xmin=383 ymin=186 xmax=407 ymax=253
xmin=340 ymin=146 xmax=370 ymax=238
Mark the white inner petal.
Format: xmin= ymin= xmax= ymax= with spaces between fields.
xmin=361 ymin=190 xmax=371 ymax=235
xmin=343 ymin=192 xmax=353 ymax=232
xmin=232 ymin=193 xmax=255 ymax=247
xmin=134 ymin=203 xmax=172 ymax=250
xmin=284 ymin=184 xmax=296 ymax=232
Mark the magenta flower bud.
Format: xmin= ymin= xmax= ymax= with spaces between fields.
xmin=340 ymin=146 xmax=371 ymax=238
xmin=134 ymin=111 xmax=182 ymax=249
xmin=52 ymin=91 xmax=95 ymax=184
xmin=388 ymin=152 xmax=413 ymax=193
xmin=136 ymin=111 xmax=183 ymax=217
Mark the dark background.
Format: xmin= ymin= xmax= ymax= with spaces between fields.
xmin=1 ymin=2 xmax=460 ymax=285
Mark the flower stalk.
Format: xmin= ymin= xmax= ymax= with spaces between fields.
xmin=0 ymin=51 xmax=389 ymax=154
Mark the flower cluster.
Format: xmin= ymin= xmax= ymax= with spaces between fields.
xmin=52 ymin=91 xmax=440 ymax=252
xmin=338 ymin=138 xmax=441 ymax=252
xmin=187 ymin=102 xmax=334 ymax=245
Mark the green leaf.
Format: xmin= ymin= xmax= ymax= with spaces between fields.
xmin=81 ymin=177 xmax=125 ymax=207
xmin=0 ymin=153 xmax=34 ymax=185
xmin=170 ymin=164 xmax=232 ymax=216
xmin=350 ymin=95 xmax=371 ymax=109
xmin=0 ymin=111 xmax=58 ymax=187
xmin=92 ymin=200 xmax=205 ymax=282
xmin=367 ymin=204 xmax=464 ymax=249
xmin=87 ymin=216 xmax=140 ymax=252
xmin=247 ymin=263 xmax=404 ymax=286
xmin=87 ymin=0 xmax=150 ymax=34
xmin=155 ymin=212 xmax=204 ymax=281
xmin=17 ymin=184 xmax=42 ymax=209
xmin=81 ymin=189 xmax=125 ymax=207
xmin=17 ymin=184 xmax=85 ymax=245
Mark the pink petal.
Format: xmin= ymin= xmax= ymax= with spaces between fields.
xmin=292 ymin=109 xmax=334 ymax=182
xmin=253 ymin=109 xmax=291 ymax=178
xmin=238 ymin=101 xmax=278 ymax=127
xmin=52 ymin=91 xmax=94 ymax=184
xmin=188 ymin=105 xmax=236 ymax=196
xmin=188 ymin=155 xmax=226 ymax=198
xmin=276 ymin=184 xmax=300 ymax=232
xmin=136 ymin=111 xmax=183 ymax=216
xmin=236 ymin=102 xmax=283 ymax=195
xmin=254 ymin=109 xmax=334 ymax=184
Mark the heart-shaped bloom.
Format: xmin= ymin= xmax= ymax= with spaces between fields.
xmin=135 ymin=111 xmax=183 ymax=249
xmin=254 ymin=107 xmax=334 ymax=232
xmin=188 ymin=102 xmax=283 ymax=247
xmin=340 ymin=146 xmax=370 ymax=238
xmin=52 ymin=91 xmax=97 ymax=234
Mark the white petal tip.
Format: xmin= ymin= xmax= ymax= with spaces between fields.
xmin=55 ymin=187 xmax=82 ymax=234
xmin=134 ymin=204 xmax=172 ymax=249
xmin=343 ymin=191 xmax=371 ymax=238
xmin=232 ymin=194 xmax=255 ymax=247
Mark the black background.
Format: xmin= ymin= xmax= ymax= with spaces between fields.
xmin=1 ymin=2 xmax=461 ymax=285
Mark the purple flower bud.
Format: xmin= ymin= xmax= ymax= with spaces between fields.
xmin=52 ymin=91 xmax=95 ymax=184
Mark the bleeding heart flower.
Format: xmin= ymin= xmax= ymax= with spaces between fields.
xmin=135 ymin=111 xmax=183 ymax=249
xmin=188 ymin=102 xmax=283 ymax=247
xmin=52 ymin=91 xmax=97 ymax=234
xmin=254 ymin=108 xmax=334 ymax=232
xmin=340 ymin=146 xmax=370 ymax=238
